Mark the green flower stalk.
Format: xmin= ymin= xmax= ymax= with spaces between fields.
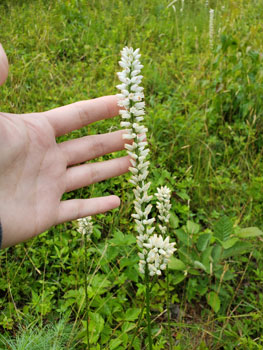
xmin=77 ymin=216 xmax=93 ymax=349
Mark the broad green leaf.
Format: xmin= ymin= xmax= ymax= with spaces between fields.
xmin=211 ymin=244 xmax=223 ymax=263
xmin=188 ymin=268 xmax=201 ymax=276
xmin=176 ymin=229 xmax=192 ymax=247
xmin=110 ymin=230 xmax=136 ymax=246
xmin=214 ymin=216 xmax=233 ymax=242
xmin=219 ymin=270 xmax=235 ymax=281
xmin=197 ymin=233 xmax=211 ymax=252
xmin=110 ymin=229 xmax=124 ymax=245
xmin=173 ymin=272 xmax=187 ymax=285
xmin=177 ymin=191 xmax=190 ymax=201
xmin=122 ymin=321 xmax=136 ymax=333
xmin=237 ymin=227 xmax=263 ymax=238
xmin=120 ymin=255 xmax=139 ymax=269
xmin=201 ymin=246 xmax=213 ymax=273
xmin=124 ymin=266 xmax=139 ymax=283
xmin=206 ymin=292 xmax=220 ymax=313
xmin=178 ymin=247 xmax=195 ymax=264
xmin=91 ymin=275 xmax=111 ymax=295
xmin=123 ymin=308 xmax=141 ymax=321
xmin=222 ymin=241 xmax=251 ymax=259
xmin=93 ymin=226 xmax=101 ymax=239
xmin=132 ymin=336 xmax=141 ymax=350
xmin=194 ymin=261 xmax=207 ymax=272
xmin=221 ymin=238 xmax=239 ymax=249
xmin=88 ymin=312 xmax=104 ymax=344
xmin=168 ymin=256 xmax=186 ymax=271
xmin=170 ymin=212 xmax=179 ymax=229
xmin=105 ymin=246 xmax=119 ymax=263
xmin=109 ymin=338 xmax=122 ymax=350
xmin=187 ymin=221 xmax=200 ymax=234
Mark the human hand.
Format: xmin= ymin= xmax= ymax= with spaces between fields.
xmin=0 ymin=45 xmax=129 ymax=248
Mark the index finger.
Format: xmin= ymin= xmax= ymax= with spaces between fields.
xmin=44 ymin=95 xmax=119 ymax=137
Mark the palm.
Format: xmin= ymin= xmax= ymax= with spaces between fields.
xmin=0 ymin=96 xmax=129 ymax=247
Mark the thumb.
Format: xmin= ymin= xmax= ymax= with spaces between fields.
xmin=0 ymin=43 xmax=9 ymax=86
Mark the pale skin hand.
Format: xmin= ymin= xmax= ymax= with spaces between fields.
xmin=0 ymin=44 xmax=130 ymax=248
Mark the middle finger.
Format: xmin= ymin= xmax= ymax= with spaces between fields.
xmin=59 ymin=129 xmax=128 ymax=166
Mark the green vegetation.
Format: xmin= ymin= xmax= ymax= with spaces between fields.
xmin=0 ymin=0 xmax=263 ymax=348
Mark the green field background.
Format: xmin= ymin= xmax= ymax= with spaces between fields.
xmin=0 ymin=0 xmax=263 ymax=349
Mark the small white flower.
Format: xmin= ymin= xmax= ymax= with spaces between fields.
xmin=77 ymin=216 xmax=93 ymax=236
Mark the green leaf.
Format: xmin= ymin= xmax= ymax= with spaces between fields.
xmin=194 ymin=261 xmax=207 ymax=272
xmin=197 ymin=234 xmax=211 ymax=252
xmin=93 ymin=226 xmax=101 ymax=239
xmin=168 ymin=256 xmax=186 ymax=271
xmin=120 ymin=255 xmax=139 ymax=269
xmin=221 ymin=238 xmax=239 ymax=249
xmin=222 ymin=241 xmax=251 ymax=259
xmin=91 ymin=275 xmax=111 ymax=295
xmin=124 ymin=266 xmax=139 ymax=283
xmin=123 ymin=308 xmax=141 ymax=321
xmin=176 ymin=229 xmax=192 ymax=247
xmin=201 ymin=246 xmax=213 ymax=273
xmin=87 ymin=312 xmax=104 ymax=344
xmin=122 ymin=321 xmax=136 ymax=333
xmin=109 ymin=338 xmax=122 ymax=350
xmin=237 ymin=227 xmax=263 ymax=238
xmin=178 ymin=246 xmax=194 ymax=264
xmin=173 ymin=272 xmax=187 ymax=285
xmin=188 ymin=268 xmax=201 ymax=276
xmin=110 ymin=230 xmax=136 ymax=246
xmin=187 ymin=221 xmax=200 ymax=234
xmin=206 ymin=292 xmax=220 ymax=313
xmin=211 ymin=244 xmax=223 ymax=263
xmin=170 ymin=212 xmax=179 ymax=229
xmin=214 ymin=216 xmax=233 ymax=242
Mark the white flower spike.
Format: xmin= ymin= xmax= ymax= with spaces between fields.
xmin=117 ymin=47 xmax=176 ymax=277
xmin=117 ymin=47 xmax=153 ymax=248
xmin=155 ymin=186 xmax=172 ymax=234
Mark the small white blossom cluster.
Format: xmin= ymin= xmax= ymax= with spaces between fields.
xmin=77 ymin=216 xmax=93 ymax=236
xmin=139 ymin=234 xmax=176 ymax=276
xmin=155 ymin=186 xmax=172 ymax=234
xmin=117 ymin=47 xmax=176 ymax=277
xmin=209 ymin=8 xmax=214 ymax=49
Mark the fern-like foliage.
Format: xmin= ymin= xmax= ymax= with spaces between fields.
xmin=213 ymin=216 xmax=233 ymax=242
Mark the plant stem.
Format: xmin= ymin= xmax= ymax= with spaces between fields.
xmin=84 ymin=233 xmax=90 ymax=349
xmin=127 ymin=298 xmax=145 ymax=350
xmin=166 ymin=271 xmax=172 ymax=349
xmin=145 ymin=264 xmax=153 ymax=350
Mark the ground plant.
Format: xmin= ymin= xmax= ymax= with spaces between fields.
xmin=0 ymin=0 xmax=263 ymax=349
